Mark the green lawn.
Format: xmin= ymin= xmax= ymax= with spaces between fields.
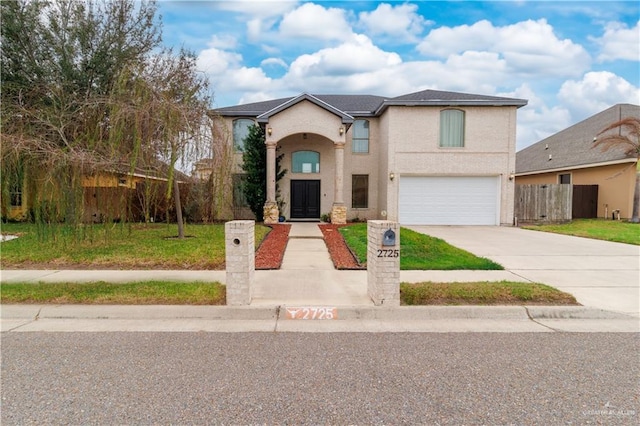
xmin=522 ymin=219 xmax=639 ymax=245
xmin=339 ymin=223 xmax=503 ymax=270
xmin=1 ymin=281 xmax=225 ymax=305
xmin=400 ymin=281 xmax=578 ymax=305
xmin=0 ymin=279 xmax=577 ymax=306
xmin=0 ymin=223 xmax=270 ymax=269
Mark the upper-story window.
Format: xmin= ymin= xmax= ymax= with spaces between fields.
xmin=352 ymin=119 xmax=369 ymax=153
xmin=233 ymin=118 xmax=254 ymax=151
xmin=558 ymin=173 xmax=571 ymax=184
xmin=439 ymin=109 xmax=465 ymax=148
xmin=292 ymin=151 xmax=320 ymax=173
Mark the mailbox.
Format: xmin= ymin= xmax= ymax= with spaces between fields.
xmin=382 ymin=229 xmax=396 ymax=247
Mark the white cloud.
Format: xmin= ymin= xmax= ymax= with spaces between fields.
xmin=196 ymin=47 xmax=242 ymax=75
xmin=558 ymin=71 xmax=640 ymax=118
xmin=238 ymin=91 xmax=278 ymax=105
xmin=417 ymin=20 xmax=496 ymax=57
xmin=206 ymin=35 xmax=237 ymax=50
xmin=279 ymin=3 xmax=353 ymax=41
xmin=227 ymin=67 xmax=272 ymax=91
xmin=359 ymin=3 xmax=429 ymax=41
xmin=214 ymin=0 xmax=297 ymax=18
xmin=503 ymin=84 xmax=572 ymax=150
xmin=261 ymin=57 xmax=288 ymax=69
xmin=418 ymin=19 xmax=591 ymax=77
xmin=593 ymin=20 xmax=640 ymax=61
xmin=285 ymin=34 xmax=401 ymax=80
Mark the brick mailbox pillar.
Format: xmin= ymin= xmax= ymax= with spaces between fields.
xmin=367 ymin=220 xmax=400 ymax=306
xmin=225 ymin=220 xmax=255 ymax=305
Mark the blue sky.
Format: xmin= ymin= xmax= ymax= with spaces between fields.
xmin=158 ymin=0 xmax=640 ymax=150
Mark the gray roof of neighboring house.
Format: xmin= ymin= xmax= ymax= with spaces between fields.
xmin=213 ymin=89 xmax=527 ymax=119
xmin=516 ymin=104 xmax=640 ymax=175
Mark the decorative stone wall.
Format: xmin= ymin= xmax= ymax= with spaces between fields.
xmin=225 ymin=220 xmax=255 ymax=305
xmin=367 ymin=220 xmax=400 ymax=306
xmin=330 ymin=205 xmax=347 ymax=225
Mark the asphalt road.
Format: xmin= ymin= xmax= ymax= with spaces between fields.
xmin=2 ymin=332 xmax=638 ymax=425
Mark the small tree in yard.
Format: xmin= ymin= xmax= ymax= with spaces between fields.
xmin=593 ymin=117 xmax=640 ymax=223
xmin=241 ymin=125 xmax=286 ymax=221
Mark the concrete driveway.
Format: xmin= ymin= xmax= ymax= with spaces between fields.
xmin=406 ymin=226 xmax=640 ymax=317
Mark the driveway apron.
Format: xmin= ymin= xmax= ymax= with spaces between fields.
xmin=406 ymin=226 xmax=640 ymax=317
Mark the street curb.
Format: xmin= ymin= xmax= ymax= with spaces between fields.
xmin=1 ymin=304 xmax=634 ymax=321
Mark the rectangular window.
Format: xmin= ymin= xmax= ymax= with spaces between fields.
xmin=352 ymin=175 xmax=368 ymax=208
xmin=9 ymin=167 xmax=23 ymax=207
xmin=352 ymin=120 xmax=370 ymax=153
xmin=9 ymin=183 xmax=22 ymax=207
xmin=232 ymin=174 xmax=249 ymax=207
xmin=439 ymin=109 xmax=465 ymax=148
xmin=559 ymin=173 xmax=571 ymax=184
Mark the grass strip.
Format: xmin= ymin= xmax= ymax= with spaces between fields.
xmin=340 ymin=223 xmax=503 ymax=270
xmin=1 ymin=281 xmax=577 ymax=306
xmin=400 ymin=281 xmax=579 ymax=306
xmin=522 ymin=219 xmax=639 ymax=245
xmin=1 ymin=281 xmax=226 ymax=305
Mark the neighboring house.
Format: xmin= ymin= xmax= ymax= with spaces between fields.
xmin=213 ymin=89 xmax=527 ymax=225
xmin=515 ymin=104 xmax=640 ymax=220
xmin=3 ymin=163 xmax=190 ymax=223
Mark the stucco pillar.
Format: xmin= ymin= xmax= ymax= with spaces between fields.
xmin=331 ymin=142 xmax=347 ymax=224
xmin=263 ymin=141 xmax=279 ymax=224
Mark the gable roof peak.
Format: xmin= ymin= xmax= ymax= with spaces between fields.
xmin=256 ymin=92 xmax=354 ymax=124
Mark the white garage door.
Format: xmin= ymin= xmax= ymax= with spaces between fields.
xmin=399 ymin=176 xmax=499 ymax=225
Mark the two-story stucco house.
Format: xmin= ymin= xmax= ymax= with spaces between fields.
xmin=214 ymin=89 xmax=527 ymax=225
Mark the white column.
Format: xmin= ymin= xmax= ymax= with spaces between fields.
xmin=266 ymin=141 xmax=276 ymax=203
xmin=334 ymin=142 xmax=345 ymax=204
xmin=330 ymin=142 xmax=347 ymax=224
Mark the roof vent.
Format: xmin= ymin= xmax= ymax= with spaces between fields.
xmin=545 ymin=144 xmax=549 ymax=150
xmin=548 ymin=154 xmax=552 ymax=161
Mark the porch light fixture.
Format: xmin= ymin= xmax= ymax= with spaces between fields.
xmin=389 ymin=172 xmax=395 ymax=181
xmin=339 ymin=126 xmax=344 ymax=135
xmin=267 ymin=127 xmax=272 ymax=136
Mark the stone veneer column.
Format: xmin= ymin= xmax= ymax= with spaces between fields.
xmin=330 ymin=142 xmax=347 ymax=224
xmin=225 ymin=220 xmax=255 ymax=305
xmin=367 ymin=220 xmax=400 ymax=306
xmin=263 ymin=141 xmax=279 ymax=224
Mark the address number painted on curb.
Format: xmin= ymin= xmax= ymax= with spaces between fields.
xmin=285 ymin=307 xmax=338 ymax=320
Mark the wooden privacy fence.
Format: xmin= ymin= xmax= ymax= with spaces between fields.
xmin=515 ymin=184 xmax=572 ymax=223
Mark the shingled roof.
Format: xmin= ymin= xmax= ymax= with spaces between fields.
xmin=213 ymin=89 xmax=527 ymax=118
xmin=516 ymin=104 xmax=640 ymax=175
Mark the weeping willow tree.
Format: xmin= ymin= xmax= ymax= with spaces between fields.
xmin=1 ymin=0 xmax=213 ymax=239
xmin=108 ymin=51 xmax=212 ymax=238
xmin=593 ymin=117 xmax=640 ymax=223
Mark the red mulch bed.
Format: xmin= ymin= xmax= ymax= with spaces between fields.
xmin=318 ymin=224 xmax=363 ymax=270
xmin=255 ymin=223 xmax=363 ymax=270
xmin=255 ymin=224 xmax=291 ymax=269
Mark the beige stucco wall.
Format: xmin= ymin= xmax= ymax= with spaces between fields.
xmin=383 ymin=106 xmax=518 ymax=225
xmin=515 ymin=161 xmax=638 ymax=218
xmin=217 ymin=102 xmax=519 ymax=224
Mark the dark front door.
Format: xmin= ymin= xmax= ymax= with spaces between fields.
xmin=290 ymin=180 xmax=320 ymax=219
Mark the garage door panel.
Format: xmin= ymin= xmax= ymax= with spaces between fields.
xmin=399 ymin=176 xmax=498 ymax=225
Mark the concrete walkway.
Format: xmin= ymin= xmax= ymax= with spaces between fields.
xmin=253 ymin=222 xmax=371 ymax=306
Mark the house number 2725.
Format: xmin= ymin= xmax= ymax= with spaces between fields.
xmin=377 ymin=249 xmax=399 ymax=258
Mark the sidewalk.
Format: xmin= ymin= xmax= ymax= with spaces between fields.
xmin=2 ymin=223 xmax=638 ymax=333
